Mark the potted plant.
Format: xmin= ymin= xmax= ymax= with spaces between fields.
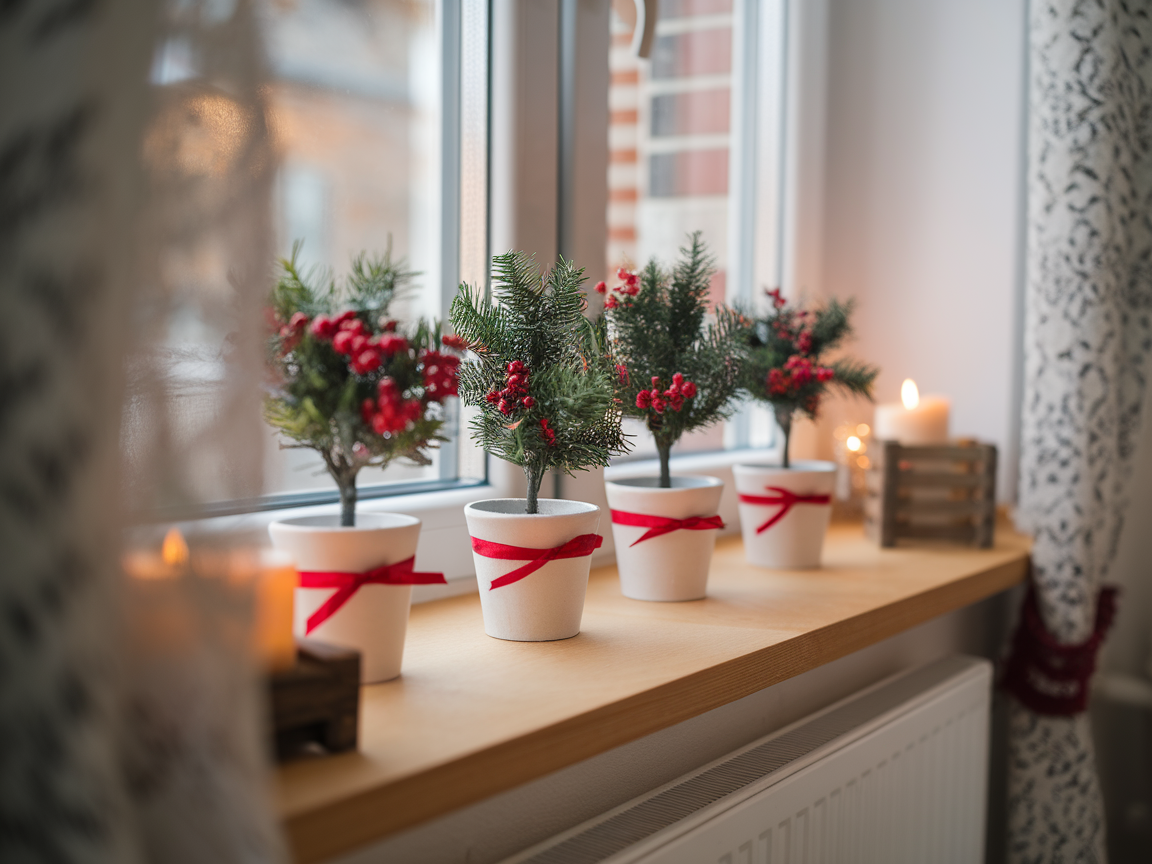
xmin=450 ymin=252 xmax=629 ymax=641
xmin=264 ymin=245 xmax=456 ymax=682
xmin=598 ymin=233 xmax=747 ymax=601
xmin=737 ymin=288 xmax=877 ymax=568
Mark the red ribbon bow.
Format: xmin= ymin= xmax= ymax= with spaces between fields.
xmin=610 ymin=509 xmax=725 ymax=547
xmin=738 ymin=486 xmax=831 ymax=534
xmin=298 ymin=556 xmax=446 ymax=634
xmin=470 ymin=534 xmax=603 ymax=590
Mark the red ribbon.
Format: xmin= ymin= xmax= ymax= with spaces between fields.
xmin=738 ymin=486 xmax=831 ymax=534
xmin=470 ymin=534 xmax=603 ymax=590
xmin=298 ymin=556 xmax=446 ymax=635
xmin=610 ymin=509 xmax=725 ymax=547
xmin=1002 ymin=584 xmax=1118 ymax=716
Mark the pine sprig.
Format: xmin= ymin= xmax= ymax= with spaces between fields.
xmin=742 ymin=291 xmax=878 ymax=467
xmin=451 ymin=252 xmax=629 ymax=513
xmin=599 ymin=233 xmax=750 ymax=486
xmin=264 ymin=245 xmax=460 ymax=525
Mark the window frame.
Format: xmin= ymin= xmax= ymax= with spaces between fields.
xmin=181 ymin=0 xmax=821 ymax=596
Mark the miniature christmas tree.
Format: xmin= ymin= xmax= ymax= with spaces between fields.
xmin=264 ymin=244 xmax=462 ymax=526
xmin=450 ymin=252 xmax=630 ymax=514
xmin=598 ymin=232 xmax=748 ymax=487
xmin=742 ymin=288 xmax=878 ymax=468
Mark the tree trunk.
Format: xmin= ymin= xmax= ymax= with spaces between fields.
xmin=775 ymin=405 xmax=793 ymax=469
xmin=525 ymin=465 xmax=541 ymax=514
xmin=657 ymin=442 xmax=672 ymax=488
xmin=338 ymin=481 xmax=357 ymax=527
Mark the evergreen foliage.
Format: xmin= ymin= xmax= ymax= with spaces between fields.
xmin=742 ymin=288 xmax=878 ymax=467
xmin=450 ymin=252 xmax=630 ymax=514
xmin=598 ymin=233 xmax=748 ymax=486
xmin=265 ymin=244 xmax=460 ymax=525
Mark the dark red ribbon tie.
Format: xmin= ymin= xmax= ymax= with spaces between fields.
xmin=610 ymin=509 xmax=725 ymax=547
xmin=738 ymin=486 xmax=831 ymax=534
xmin=470 ymin=534 xmax=603 ymax=590
xmin=298 ymin=556 xmax=446 ymax=634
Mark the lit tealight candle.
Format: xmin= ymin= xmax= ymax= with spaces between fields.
xmin=252 ymin=548 xmax=297 ymax=672
xmin=123 ymin=529 xmax=296 ymax=672
xmin=873 ymin=379 xmax=950 ymax=444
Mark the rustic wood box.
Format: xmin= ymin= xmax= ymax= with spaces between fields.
xmin=864 ymin=440 xmax=997 ymax=548
xmin=269 ymin=639 xmax=360 ymax=760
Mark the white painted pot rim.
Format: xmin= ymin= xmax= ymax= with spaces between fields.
xmin=606 ymin=474 xmax=722 ymax=491
xmin=466 ymin=498 xmax=599 ymax=518
xmin=271 ymin=512 xmax=420 ymax=531
xmin=735 ymin=460 xmax=836 ymax=473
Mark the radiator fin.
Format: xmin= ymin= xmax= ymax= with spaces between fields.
xmin=508 ymin=656 xmax=989 ymax=864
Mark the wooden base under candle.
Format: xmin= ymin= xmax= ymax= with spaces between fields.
xmin=864 ymin=440 xmax=997 ymax=548
xmin=269 ymin=639 xmax=361 ymax=761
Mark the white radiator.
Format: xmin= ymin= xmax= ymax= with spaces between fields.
xmin=505 ymin=655 xmax=991 ymax=864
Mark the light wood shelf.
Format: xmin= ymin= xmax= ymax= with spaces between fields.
xmin=276 ymin=522 xmax=1030 ymax=863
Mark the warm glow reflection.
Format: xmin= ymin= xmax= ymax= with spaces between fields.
xmin=901 ymin=378 xmax=920 ymax=410
xmin=162 ymin=528 xmax=189 ymax=567
xmin=846 ymin=435 xmax=861 ymax=452
xmin=856 ymin=423 xmax=870 ymax=437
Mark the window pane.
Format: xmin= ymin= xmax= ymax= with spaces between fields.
xmin=607 ymin=0 xmax=736 ymax=459
xmin=260 ymin=0 xmax=443 ymax=495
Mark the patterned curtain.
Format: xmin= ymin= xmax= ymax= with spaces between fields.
xmin=1 ymin=0 xmax=283 ymax=861
xmin=1008 ymin=1 xmax=1152 ymax=861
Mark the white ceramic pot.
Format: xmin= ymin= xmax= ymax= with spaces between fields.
xmin=268 ymin=512 xmax=421 ymax=683
xmin=464 ymin=498 xmax=601 ymax=642
xmin=733 ymin=461 xmax=836 ymax=569
xmin=604 ymin=475 xmax=724 ymax=601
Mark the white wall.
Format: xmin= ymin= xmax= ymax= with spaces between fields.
xmin=817 ymin=0 xmax=1027 ymax=501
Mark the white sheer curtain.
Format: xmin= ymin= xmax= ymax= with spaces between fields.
xmin=1009 ymin=1 xmax=1152 ymax=861
xmin=1 ymin=0 xmax=284 ymax=860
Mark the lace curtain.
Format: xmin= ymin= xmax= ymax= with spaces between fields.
xmin=1010 ymin=1 xmax=1152 ymax=861
xmin=1 ymin=0 xmax=284 ymax=860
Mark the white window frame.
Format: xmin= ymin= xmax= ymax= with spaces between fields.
xmin=186 ymin=0 xmax=828 ymax=600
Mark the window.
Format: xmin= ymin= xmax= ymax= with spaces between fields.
xmin=605 ymin=0 xmax=786 ymax=462
xmin=149 ymin=0 xmax=489 ymax=515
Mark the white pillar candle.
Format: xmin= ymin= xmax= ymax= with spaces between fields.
xmin=873 ymin=379 xmax=950 ymax=444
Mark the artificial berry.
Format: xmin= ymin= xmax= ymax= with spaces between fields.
xmin=351 ymin=348 xmax=382 ymax=375
xmin=332 ymin=330 xmax=356 ymax=355
xmin=376 ymin=334 xmax=409 ymax=357
xmin=311 ymin=315 xmax=337 ymax=339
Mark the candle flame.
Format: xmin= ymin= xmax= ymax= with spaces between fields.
xmin=162 ymin=528 xmax=189 ymax=567
xmin=846 ymin=435 xmax=861 ymax=452
xmin=901 ymin=379 xmax=920 ymax=410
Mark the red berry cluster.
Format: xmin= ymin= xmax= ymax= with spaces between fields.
xmin=596 ymin=268 xmax=641 ymax=310
xmin=767 ymin=356 xmax=833 ymax=396
xmin=485 ymin=360 xmax=536 ymax=416
xmin=361 ymin=378 xmax=422 ymax=435
xmin=421 ymin=350 xmax=460 ymax=402
xmin=309 ymin=310 xmax=413 ymax=376
xmin=278 ymin=311 xmax=310 ymax=353
xmin=766 ymin=287 xmax=786 ymax=310
xmin=538 ymin=417 xmax=556 ymax=447
xmin=635 ymin=373 xmax=696 ymax=414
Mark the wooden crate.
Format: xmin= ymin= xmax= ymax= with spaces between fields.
xmin=269 ymin=639 xmax=360 ymax=760
xmin=865 ymin=440 xmax=997 ymax=548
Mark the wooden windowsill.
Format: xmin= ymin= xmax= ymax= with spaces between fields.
xmin=276 ymin=522 xmax=1030 ymax=863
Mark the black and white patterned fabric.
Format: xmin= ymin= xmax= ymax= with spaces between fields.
xmin=1 ymin=1 xmax=283 ymax=861
xmin=1013 ymin=1 xmax=1152 ymax=861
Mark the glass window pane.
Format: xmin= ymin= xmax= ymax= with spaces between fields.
xmin=607 ymin=0 xmax=735 ymax=459
xmin=261 ymin=0 xmax=449 ymax=496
